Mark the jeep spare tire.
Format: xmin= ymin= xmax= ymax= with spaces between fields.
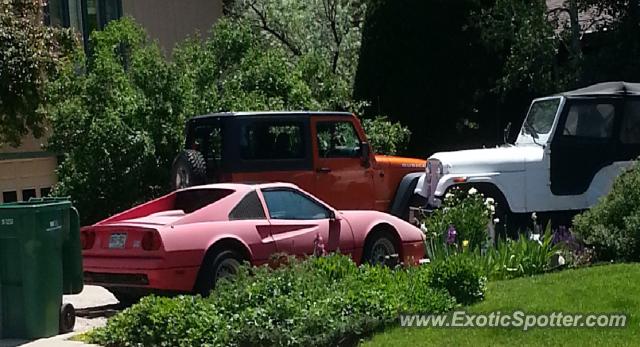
xmin=171 ymin=149 xmax=206 ymax=190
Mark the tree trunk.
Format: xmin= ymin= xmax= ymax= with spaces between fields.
xmin=568 ymin=0 xmax=581 ymax=59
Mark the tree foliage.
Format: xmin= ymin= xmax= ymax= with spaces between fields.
xmin=355 ymin=0 xmax=498 ymax=154
xmin=477 ymin=0 xmax=562 ymax=96
xmin=0 ymin=0 xmax=74 ymax=146
xmin=48 ymin=11 xmax=411 ymax=223
xmin=48 ymin=18 xmax=186 ymax=224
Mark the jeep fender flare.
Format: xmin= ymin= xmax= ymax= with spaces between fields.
xmin=443 ymin=179 xmax=514 ymax=213
xmin=389 ymin=172 xmax=424 ymax=219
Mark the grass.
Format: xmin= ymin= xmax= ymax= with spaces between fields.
xmin=362 ymin=264 xmax=640 ymax=347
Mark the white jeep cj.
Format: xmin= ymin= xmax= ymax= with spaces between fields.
xmin=413 ymin=81 xmax=640 ymax=233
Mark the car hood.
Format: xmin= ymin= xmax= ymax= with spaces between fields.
xmin=374 ymin=155 xmax=426 ymax=169
xmin=431 ymin=145 xmax=544 ymax=174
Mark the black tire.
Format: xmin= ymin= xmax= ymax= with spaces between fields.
xmin=59 ymin=303 xmax=76 ymax=334
xmin=362 ymin=231 xmax=399 ymax=267
xmin=196 ymin=249 xmax=243 ymax=297
xmin=171 ymin=149 xmax=207 ymax=190
xmin=110 ymin=290 xmax=142 ymax=306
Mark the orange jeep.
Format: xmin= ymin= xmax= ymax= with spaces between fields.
xmin=171 ymin=112 xmax=425 ymax=219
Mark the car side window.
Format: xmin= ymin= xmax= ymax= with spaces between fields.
xmin=240 ymin=122 xmax=304 ymax=160
xmin=229 ymin=191 xmax=266 ymax=220
xmin=316 ymin=121 xmax=361 ymax=158
xmin=563 ymin=103 xmax=615 ymax=138
xmin=621 ymin=100 xmax=640 ymax=144
xmin=262 ymin=189 xmax=330 ymax=220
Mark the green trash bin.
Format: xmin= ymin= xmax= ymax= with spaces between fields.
xmin=0 ymin=198 xmax=83 ymax=339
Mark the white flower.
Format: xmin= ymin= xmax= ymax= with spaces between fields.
xmin=529 ymin=233 xmax=542 ymax=245
xmin=468 ymin=187 xmax=478 ymax=195
xmin=493 ymin=218 xmax=500 ymax=224
xmin=489 ymin=205 xmax=495 ymax=213
xmin=557 ymin=255 xmax=566 ymax=266
xmin=531 ymin=212 xmax=538 ymax=221
xmin=484 ymin=197 xmax=495 ymax=205
xmin=445 ymin=192 xmax=454 ymax=200
xmin=420 ymin=223 xmax=428 ymax=233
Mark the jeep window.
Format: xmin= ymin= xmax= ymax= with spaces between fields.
xmin=562 ymin=103 xmax=615 ymax=139
xmin=188 ymin=124 xmax=223 ymax=163
xmin=621 ymin=100 xmax=640 ymax=144
xmin=316 ymin=121 xmax=361 ymax=158
xmin=262 ymin=189 xmax=331 ymax=220
xmin=523 ymin=98 xmax=561 ymax=137
xmin=240 ymin=122 xmax=304 ymax=160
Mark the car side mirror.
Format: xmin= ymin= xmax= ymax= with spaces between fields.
xmin=360 ymin=142 xmax=371 ymax=168
xmin=329 ymin=210 xmax=341 ymax=221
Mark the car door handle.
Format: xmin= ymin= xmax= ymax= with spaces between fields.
xmin=316 ymin=167 xmax=331 ymax=173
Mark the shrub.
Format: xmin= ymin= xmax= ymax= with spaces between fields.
xmin=573 ymin=161 xmax=640 ymax=261
xmin=427 ymin=253 xmax=486 ymax=305
xmin=87 ymin=255 xmax=460 ymax=347
xmin=423 ymin=187 xmax=494 ymax=259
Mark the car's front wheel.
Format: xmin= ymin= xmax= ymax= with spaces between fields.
xmin=363 ymin=232 xmax=399 ymax=267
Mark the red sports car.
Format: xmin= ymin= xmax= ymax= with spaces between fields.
xmin=81 ymin=183 xmax=426 ymax=302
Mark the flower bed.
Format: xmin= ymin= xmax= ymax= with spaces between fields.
xmin=86 ymin=254 xmax=485 ymax=347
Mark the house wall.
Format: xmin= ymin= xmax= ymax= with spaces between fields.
xmin=0 ymin=135 xmax=57 ymax=203
xmin=122 ymin=0 xmax=223 ymax=53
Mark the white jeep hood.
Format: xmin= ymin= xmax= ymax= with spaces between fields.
xmin=431 ymin=145 xmax=544 ymax=174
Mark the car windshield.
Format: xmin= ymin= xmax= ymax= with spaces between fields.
xmin=522 ymin=98 xmax=561 ymax=138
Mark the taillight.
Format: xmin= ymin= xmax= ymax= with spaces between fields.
xmin=141 ymin=230 xmax=162 ymax=251
xmin=81 ymin=231 xmax=96 ymax=250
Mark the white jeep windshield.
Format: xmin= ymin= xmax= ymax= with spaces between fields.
xmin=517 ymin=97 xmax=562 ymax=145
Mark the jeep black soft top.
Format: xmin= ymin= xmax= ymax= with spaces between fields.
xmin=559 ymin=81 xmax=640 ymax=97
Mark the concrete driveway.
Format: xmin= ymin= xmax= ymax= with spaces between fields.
xmin=0 ymin=286 xmax=118 ymax=347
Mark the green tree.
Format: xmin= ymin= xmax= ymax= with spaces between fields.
xmin=224 ymin=0 xmax=367 ymax=112
xmin=0 ymin=0 xmax=74 ymax=146
xmin=355 ymin=0 xmax=498 ymax=154
xmin=477 ymin=0 xmax=562 ymax=96
xmin=48 ymin=18 xmax=186 ymax=224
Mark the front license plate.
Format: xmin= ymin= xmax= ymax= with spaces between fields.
xmin=109 ymin=233 xmax=127 ymax=249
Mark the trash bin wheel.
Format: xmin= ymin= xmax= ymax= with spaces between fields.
xmin=59 ymin=303 xmax=76 ymax=334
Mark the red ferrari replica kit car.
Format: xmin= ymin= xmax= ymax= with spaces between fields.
xmin=81 ymin=183 xmax=425 ymax=301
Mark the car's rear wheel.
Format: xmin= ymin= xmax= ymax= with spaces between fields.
xmin=197 ymin=249 xmax=243 ymax=296
xmin=363 ymin=232 xmax=399 ymax=267
xmin=171 ymin=149 xmax=206 ymax=190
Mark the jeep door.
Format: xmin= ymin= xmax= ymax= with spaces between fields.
xmin=311 ymin=116 xmax=376 ymax=210
xmin=550 ymin=98 xmax=620 ymax=195
xmin=260 ymin=187 xmax=354 ymax=257
xmin=618 ymin=98 xmax=640 ymax=160
xmin=227 ymin=116 xmax=316 ymax=192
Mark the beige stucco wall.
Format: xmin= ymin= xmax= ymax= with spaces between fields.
xmin=0 ymin=157 xmax=57 ymax=202
xmin=0 ymin=134 xmax=57 ymax=202
xmin=122 ymin=0 xmax=223 ymax=53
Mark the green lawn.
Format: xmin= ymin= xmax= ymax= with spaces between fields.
xmin=363 ymin=264 xmax=640 ymax=347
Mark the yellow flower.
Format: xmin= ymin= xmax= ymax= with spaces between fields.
xmin=462 ymin=240 xmax=470 ymax=248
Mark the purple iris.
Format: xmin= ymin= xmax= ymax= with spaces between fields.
xmin=446 ymin=224 xmax=457 ymax=245
xmin=552 ymin=225 xmax=572 ymax=245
